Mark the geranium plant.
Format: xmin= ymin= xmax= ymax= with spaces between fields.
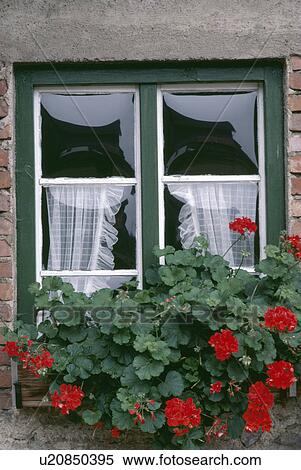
xmin=2 ymin=220 xmax=301 ymax=449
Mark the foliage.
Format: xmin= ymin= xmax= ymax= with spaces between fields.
xmin=3 ymin=231 xmax=301 ymax=449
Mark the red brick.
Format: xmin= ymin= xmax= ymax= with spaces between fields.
xmin=0 ymin=149 xmax=8 ymax=167
xmin=0 ymin=369 xmax=11 ymax=387
xmin=0 ymin=171 xmax=11 ymax=188
xmin=289 ymin=155 xmax=301 ymax=173
xmin=0 ymin=303 xmax=12 ymax=322
xmin=292 ymin=56 xmax=301 ymax=71
xmin=0 ymin=126 xmax=11 ymax=140
xmin=0 ymin=390 xmax=12 ymax=409
xmin=290 ymin=114 xmax=301 ymax=131
xmin=0 ymin=194 xmax=10 ymax=212
xmin=0 ymin=352 xmax=10 ymax=366
xmin=290 ymin=199 xmax=301 ymax=217
xmin=291 ymin=219 xmax=301 ymax=236
xmin=289 ymin=135 xmax=301 ymax=153
xmin=0 ymin=80 xmax=7 ymax=96
xmin=0 ymin=283 xmax=13 ymax=301
xmin=291 ymin=178 xmax=301 ymax=195
xmin=0 ymin=217 xmax=12 ymax=235
xmin=289 ymin=73 xmax=301 ymax=90
xmin=0 ymin=240 xmax=11 ymax=256
xmin=0 ymin=99 xmax=8 ymax=119
xmin=288 ymin=95 xmax=301 ymax=112
xmin=0 ymin=261 xmax=12 ymax=277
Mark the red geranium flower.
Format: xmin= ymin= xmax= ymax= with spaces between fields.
xmin=173 ymin=427 xmax=190 ymax=437
xmin=2 ymin=341 xmax=21 ymax=357
xmin=243 ymin=403 xmax=272 ymax=432
xmin=284 ymin=234 xmax=301 ymax=259
xmin=111 ymin=427 xmax=121 ymax=439
xmin=51 ymin=384 xmax=85 ymax=415
xmin=210 ymin=381 xmax=223 ymax=394
xmin=208 ymin=329 xmax=239 ymax=361
xmin=247 ymin=381 xmax=274 ymax=409
xmin=264 ymin=306 xmax=297 ymax=332
xmin=165 ymin=397 xmax=201 ymax=435
xmin=229 ymin=217 xmax=257 ymax=235
xmin=266 ymin=361 xmax=296 ymax=390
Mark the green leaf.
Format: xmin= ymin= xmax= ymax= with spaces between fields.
xmin=140 ymin=412 xmax=165 ymax=433
xmin=121 ymin=365 xmax=151 ymax=394
xmin=113 ymin=329 xmax=131 ymax=345
xmin=158 ymin=266 xmax=186 ymax=286
xmin=133 ymin=355 xmax=165 ymax=380
xmin=101 ymin=357 xmax=124 ymax=378
xmin=153 ymin=245 xmax=175 ymax=258
xmin=38 ymin=320 xmax=58 ymax=339
xmin=158 ymin=371 xmax=184 ymax=397
xmin=161 ymin=323 xmax=190 ymax=348
xmin=228 ymin=415 xmax=245 ymax=439
xmin=82 ymin=410 xmax=102 ymax=425
xmin=110 ymin=399 xmax=133 ymax=430
xmin=134 ymin=334 xmax=171 ymax=364
xmin=91 ymin=288 xmax=113 ymax=306
xmin=227 ymin=360 xmax=248 ymax=382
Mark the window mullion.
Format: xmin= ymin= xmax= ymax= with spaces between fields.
xmin=139 ymin=84 xmax=159 ymax=275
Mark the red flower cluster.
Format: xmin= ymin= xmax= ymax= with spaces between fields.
xmin=243 ymin=381 xmax=274 ymax=433
xmin=111 ymin=427 xmax=121 ymax=439
xmin=266 ymin=361 xmax=296 ymax=390
xmin=229 ymin=217 xmax=257 ymax=235
xmin=128 ymin=400 xmax=156 ymax=425
xmin=206 ymin=417 xmax=228 ymax=443
xmin=210 ymin=381 xmax=223 ymax=394
xmin=285 ymin=234 xmax=301 ymax=259
xmin=165 ymin=397 xmax=201 ymax=436
xmin=51 ymin=384 xmax=85 ymax=415
xmin=264 ymin=306 xmax=297 ymax=333
xmin=2 ymin=340 xmax=54 ymax=377
xmin=208 ymin=329 xmax=239 ymax=361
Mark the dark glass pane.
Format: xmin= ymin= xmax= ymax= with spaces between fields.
xmin=163 ymin=91 xmax=258 ymax=175
xmin=41 ymin=93 xmax=135 ymax=177
xmin=42 ymin=185 xmax=136 ymax=271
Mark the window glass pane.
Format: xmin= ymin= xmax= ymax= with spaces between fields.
xmin=165 ymin=182 xmax=259 ymax=267
xmin=41 ymin=92 xmax=135 ymax=177
xmin=42 ymin=185 xmax=136 ymax=271
xmin=163 ymin=91 xmax=258 ymax=175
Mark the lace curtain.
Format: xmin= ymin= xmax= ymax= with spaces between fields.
xmin=167 ymin=182 xmax=258 ymax=267
xmin=46 ymin=185 xmax=124 ymax=294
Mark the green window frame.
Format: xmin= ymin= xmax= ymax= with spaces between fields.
xmin=15 ymin=61 xmax=285 ymax=323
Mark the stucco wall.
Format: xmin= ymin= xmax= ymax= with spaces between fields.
xmin=1 ymin=0 xmax=301 ymax=64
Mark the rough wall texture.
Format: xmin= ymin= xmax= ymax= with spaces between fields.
xmin=0 ymin=396 xmax=301 ymax=450
xmin=0 ymin=62 xmax=13 ymax=410
xmin=1 ymin=0 xmax=301 ymax=63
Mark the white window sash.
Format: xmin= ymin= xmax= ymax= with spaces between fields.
xmin=34 ymin=86 xmax=142 ymax=288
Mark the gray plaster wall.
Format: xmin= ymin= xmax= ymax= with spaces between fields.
xmin=0 ymin=0 xmax=301 ymax=64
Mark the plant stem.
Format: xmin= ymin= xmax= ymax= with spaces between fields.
xmin=222 ymin=233 xmax=243 ymax=258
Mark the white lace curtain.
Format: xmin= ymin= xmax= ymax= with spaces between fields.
xmin=167 ymin=182 xmax=258 ymax=267
xmin=46 ymin=185 xmax=124 ymax=294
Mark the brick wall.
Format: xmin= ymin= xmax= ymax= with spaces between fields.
xmin=289 ymin=56 xmax=301 ymax=231
xmin=0 ymin=63 xmax=13 ymax=409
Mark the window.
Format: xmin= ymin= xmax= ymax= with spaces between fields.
xmin=15 ymin=63 xmax=284 ymax=321
xmin=158 ymin=84 xmax=265 ymax=269
xmin=35 ymin=88 xmax=142 ymax=294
